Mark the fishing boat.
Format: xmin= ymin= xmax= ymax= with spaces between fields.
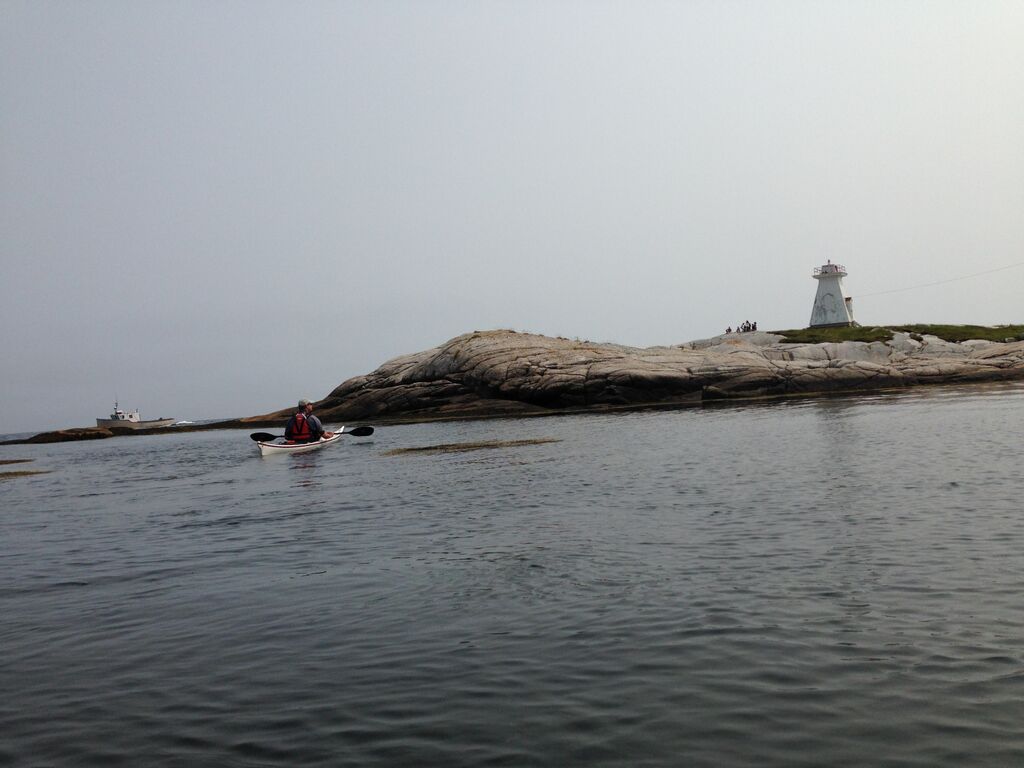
xmin=96 ymin=402 xmax=176 ymax=430
xmin=251 ymin=425 xmax=373 ymax=456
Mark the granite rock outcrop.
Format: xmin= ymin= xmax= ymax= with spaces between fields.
xmin=257 ymin=329 xmax=1024 ymax=424
xmin=8 ymin=329 xmax=1023 ymax=445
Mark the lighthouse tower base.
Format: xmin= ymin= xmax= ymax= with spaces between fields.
xmin=811 ymin=317 xmax=860 ymax=329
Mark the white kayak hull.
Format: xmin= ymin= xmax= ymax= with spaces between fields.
xmin=257 ymin=431 xmax=344 ymax=457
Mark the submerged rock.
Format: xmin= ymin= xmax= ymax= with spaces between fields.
xmin=250 ymin=330 xmax=1024 ymax=424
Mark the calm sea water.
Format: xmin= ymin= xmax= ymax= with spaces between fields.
xmin=3 ymin=384 xmax=1024 ymax=767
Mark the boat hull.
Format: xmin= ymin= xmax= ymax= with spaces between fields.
xmin=96 ymin=418 xmax=177 ymax=429
xmin=257 ymin=432 xmax=344 ymax=457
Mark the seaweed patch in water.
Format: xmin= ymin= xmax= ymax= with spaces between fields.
xmin=383 ymin=438 xmax=561 ymax=456
xmin=0 ymin=470 xmax=51 ymax=481
xmin=0 ymin=459 xmax=34 ymax=466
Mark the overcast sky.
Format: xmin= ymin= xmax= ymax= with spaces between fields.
xmin=2 ymin=1 xmax=1022 ymax=434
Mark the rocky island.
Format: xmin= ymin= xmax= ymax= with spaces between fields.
xmin=7 ymin=325 xmax=1024 ymax=445
xmin=246 ymin=325 xmax=1024 ymax=425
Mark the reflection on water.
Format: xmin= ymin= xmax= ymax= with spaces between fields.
xmin=1 ymin=382 xmax=1024 ymax=767
xmin=288 ymin=452 xmax=325 ymax=489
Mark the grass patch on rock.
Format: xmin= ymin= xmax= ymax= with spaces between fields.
xmin=772 ymin=324 xmax=1024 ymax=344
xmin=888 ymin=324 xmax=1024 ymax=343
xmin=770 ymin=326 xmax=895 ymax=344
xmin=383 ymin=438 xmax=561 ymax=456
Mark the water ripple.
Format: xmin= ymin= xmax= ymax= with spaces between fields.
xmin=2 ymin=387 xmax=1024 ymax=766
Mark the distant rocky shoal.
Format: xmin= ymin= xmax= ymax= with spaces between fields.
xmin=7 ymin=329 xmax=1024 ymax=445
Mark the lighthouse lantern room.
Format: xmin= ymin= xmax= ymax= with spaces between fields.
xmin=809 ymin=261 xmax=857 ymax=328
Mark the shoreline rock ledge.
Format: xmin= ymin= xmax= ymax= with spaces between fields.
xmin=251 ymin=329 xmax=1024 ymax=425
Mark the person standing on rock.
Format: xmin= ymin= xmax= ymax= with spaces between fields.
xmin=285 ymin=399 xmax=333 ymax=443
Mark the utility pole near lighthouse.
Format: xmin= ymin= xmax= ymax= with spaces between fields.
xmin=809 ymin=261 xmax=857 ymax=327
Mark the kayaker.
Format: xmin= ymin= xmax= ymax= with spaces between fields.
xmin=285 ymin=399 xmax=333 ymax=443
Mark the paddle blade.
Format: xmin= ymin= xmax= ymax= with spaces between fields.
xmin=250 ymin=432 xmax=278 ymax=442
xmin=342 ymin=426 xmax=374 ymax=437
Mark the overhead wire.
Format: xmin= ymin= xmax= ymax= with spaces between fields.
xmin=853 ymin=261 xmax=1024 ymax=299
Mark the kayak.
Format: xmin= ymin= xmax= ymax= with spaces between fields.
xmin=256 ymin=431 xmax=344 ymax=457
xmin=250 ymin=425 xmax=374 ymax=456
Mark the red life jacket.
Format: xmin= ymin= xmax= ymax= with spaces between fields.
xmin=287 ymin=412 xmax=312 ymax=442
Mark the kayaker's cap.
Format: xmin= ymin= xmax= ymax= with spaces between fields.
xmin=298 ymin=398 xmax=311 ymax=408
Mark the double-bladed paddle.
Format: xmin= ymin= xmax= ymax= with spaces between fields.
xmin=249 ymin=425 xmax=374 ymax=442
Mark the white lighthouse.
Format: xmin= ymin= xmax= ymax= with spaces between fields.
xmin=809 ymin=261 xmax=857 ymax=327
